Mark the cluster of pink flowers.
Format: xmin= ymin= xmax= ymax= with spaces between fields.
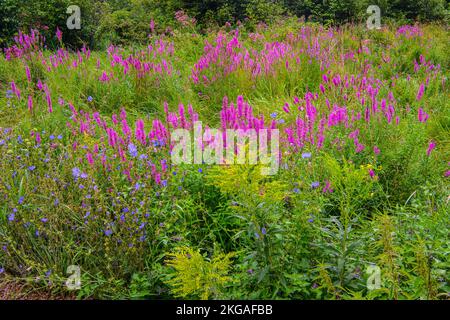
xmin=190 ymin=30 xmax=297 ymax=84
xmin=175 ymin=10 xmax=196 ymax=27
xmin=396 ymin=25 xmax=423 ymax=38
xmin=98 ymin=40 xmax=175 ymax=82
xmin=4 ymin=29 xmax=44 ymax=60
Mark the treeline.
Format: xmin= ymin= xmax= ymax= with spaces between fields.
xmin=1 ymin=0 xmax=448 ymax=48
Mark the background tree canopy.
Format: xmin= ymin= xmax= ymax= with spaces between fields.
xmin=0 ymin=0 xmax=448 ymax=48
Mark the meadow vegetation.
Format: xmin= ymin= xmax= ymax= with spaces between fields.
xmin=0 ymin=14 xmax=449 ymax=299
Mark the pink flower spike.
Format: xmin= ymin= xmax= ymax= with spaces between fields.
xmin=373 ymin=146 xmax=380 ymax=155
xmin=322 ymin=180 xmax=333 ymax=193
xmin=150 ymin=19 xmax=155 ymax=33
xmin=28 ymin=95 xmax=33 ymax=112
xmin=426 ymin=141 xmax=436 ymax=157
xmin=87 ymin=152 xmax=94 ymax=166
xmin=418 ymin=108 xmax=429 ymax=123
xmin=416 ymin=83 xmax=425 ymax=101
xmin=25 ymin=66 xmax=31 ymax=82
xmin=56 ymin=27 xmax=62 ymax=42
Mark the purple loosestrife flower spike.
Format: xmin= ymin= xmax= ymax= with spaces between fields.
xmin=417 ymin=83 xmax=425 ymax=101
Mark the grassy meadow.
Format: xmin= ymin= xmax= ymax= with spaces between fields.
xmin=0 ymin=19 xmax=449 ymax=300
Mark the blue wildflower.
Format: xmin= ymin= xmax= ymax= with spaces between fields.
xmin=8 ymin=214 xmax=15 ymax=221
xmin=128 ymin=143 xmax=138 ymax=157
xmin=270 ymin=112 xmax=278 ymax=119
xmin=18 ymin=196 xmax=24 ymax=205
xmin=49 ymin=135 xmax=55 ymax=140
xmin=72 ymin=167 xmax=81 ymax=179
xmin=57 ymin=135 xmax=63 ymax=140
xmin=104 ymin=229 xmax=113 ymax=236
xmin=261 ymin=227 xmax=267 ymax=235
xmin=28 ymin=166 xmax=36 ymax=171
xmin=87 ymin=96 xmax=93 ymax=102
xmin=311 ymin=181 xmax=320 ymax=189
xmin=302 ymin=152 xmax=312 ymax=159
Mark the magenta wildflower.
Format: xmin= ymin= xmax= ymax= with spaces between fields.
xmin=322 ymin=181 xmax=333 ymax=193
xmin=426 ymin=141 xmax=436 ymax=156
xmin=25 ymin=66 xmax=31 ymax=82
xmin=56 ymin=27 xmax=62 ymax=42
xmin=416 ymin=83 xmax=425 ymax=101
xmin=150 ymin=19 xmax=155 ymax=33
xmin=319 ymin=84 xmax=325 ymax=94
xmin=418 ymin=108 xmax=429 ymax=123
xmin=86 ymin=152 xmax=94 ymax=166
xmin=28 ymin=95 xmax=33 ymax=112
xmin=35 ymin=132 xmax=41 ymax=144
xmin=44 ymin=84 xmax=53 ymax=113
xmin=373 ymin=146 xmax=380 ymax=155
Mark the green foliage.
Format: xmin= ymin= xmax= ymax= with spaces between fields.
xmin=0 ymin=19 xmax=448 ymax=300
xmin=164 ymin=246 xmax=235 ymax=299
